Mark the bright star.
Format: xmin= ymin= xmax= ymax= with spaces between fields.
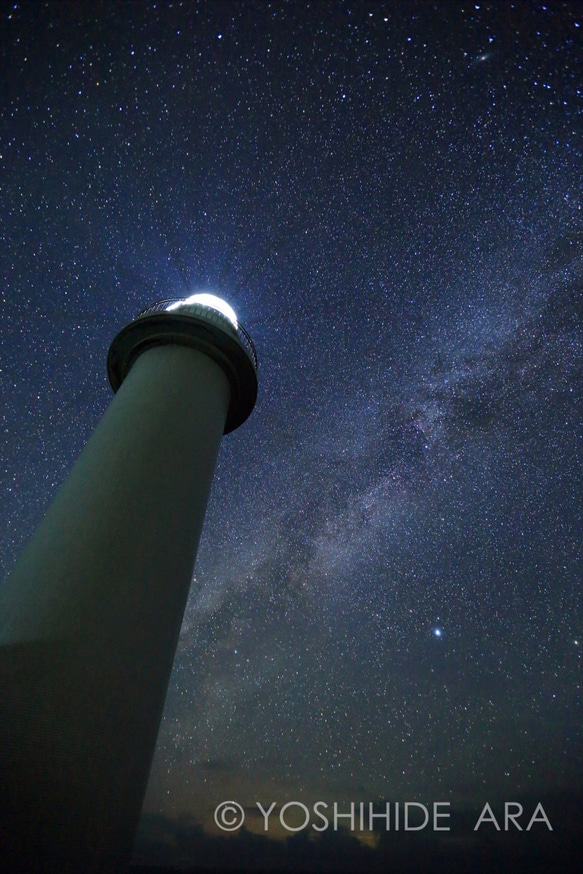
xmin=433 ymin=628 xmax=442 ymax=637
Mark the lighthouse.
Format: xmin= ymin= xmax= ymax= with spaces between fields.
xmin=0 ymin=294 xmax=257 ymax=873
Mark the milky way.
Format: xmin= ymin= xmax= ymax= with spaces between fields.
xmin=1 ymin=1 xmax=581 ymax=869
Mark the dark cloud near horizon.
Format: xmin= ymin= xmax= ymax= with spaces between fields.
xmin=132 ymin=790 xmax=583 ymax=873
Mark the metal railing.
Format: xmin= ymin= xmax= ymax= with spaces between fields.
xmin=135 ymin=298 xmax=258 ymax=369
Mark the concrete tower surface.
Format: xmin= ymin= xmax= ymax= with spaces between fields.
xmin=0 ymin=295 xmax=257 ymax=873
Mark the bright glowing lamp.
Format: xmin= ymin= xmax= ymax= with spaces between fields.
xmin=166 ymin=293 xmax=238 ymax=328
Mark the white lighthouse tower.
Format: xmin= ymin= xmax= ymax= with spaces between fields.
xmin=0 ymin=294 xmax=257 ymax=873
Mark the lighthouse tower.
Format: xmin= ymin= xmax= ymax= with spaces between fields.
xmin=0 ymin=294 xmax=257 ymax=873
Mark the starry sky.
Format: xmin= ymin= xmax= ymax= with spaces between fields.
xmin=1 ymin=1 xmax=582 ymax=870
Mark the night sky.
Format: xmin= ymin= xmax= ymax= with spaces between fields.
xmin=1 ymin=1 xmax=582 ymax=871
